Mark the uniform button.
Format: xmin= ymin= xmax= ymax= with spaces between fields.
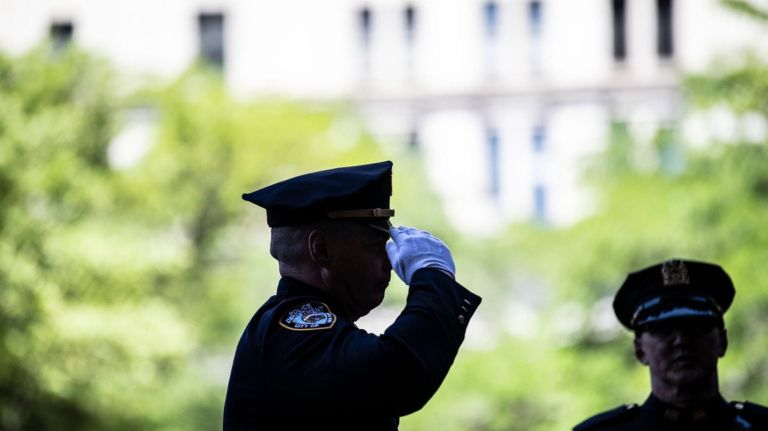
xmin=458 ymin=315 xmax=466 ymax=324
xmin=734 ymin=403 xmax=744 ymax=410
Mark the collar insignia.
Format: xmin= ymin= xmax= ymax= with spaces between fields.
xmin=280 ymin=302 xmax=336 ymax=331
xmin=662 ymin=260 xmax=690 ymax=286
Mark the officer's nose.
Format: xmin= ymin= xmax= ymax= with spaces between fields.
xmin=670 ymin=330 xmax=692 ymax=347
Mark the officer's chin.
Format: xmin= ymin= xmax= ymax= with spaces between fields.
xmin=348 ymin=295 xmax=384 ymax=321
xmin=367 ymin=292 xmax=388 ymax=316
xmin=667 ymin=366 xmax=708 ymax=384
xmin=370 ymin=290 xmax=386 ymax=310
xmin=378 ymin=280 xmax=390 ymax=293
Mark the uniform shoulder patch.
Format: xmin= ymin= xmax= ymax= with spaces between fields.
xmin=279 ymin=301 xmax=336 ymax=331
xmin=573 ymin=404 xmax=639 ymax=431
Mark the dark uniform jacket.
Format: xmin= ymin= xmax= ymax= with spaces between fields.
xmin=223 ymin=268 xmax=481 ymax=430
xmin=574 ymin=393 xmax=768 ymax=431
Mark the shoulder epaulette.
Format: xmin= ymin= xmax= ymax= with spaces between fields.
xmin=732 ymin=401 xmax=768 ymax=428
xmin=573 ymin=404 xmax=639 ymax=431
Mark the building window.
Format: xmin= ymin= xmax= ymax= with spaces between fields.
xmin=483 ymin=1 xmax=499 ymax=39
xmin=655 ymin=124 xmax=682 ymax=173
xmin=50 ymin=21 xmax=74 ymax=52
xmin=657 ymin=0 xmax=674 ymax=58
xmin=528 ymin=1 xmax=542 ymax=35
xmin=607 ymin=121 xmax=633 ymax=172
xmin=611 ymin=0 xmax=627 ymax=62
xmin=198 ymin=13 xmax=225 ymax=70
xmin=403 ymin=5 xmax=417 ymax=76
xmin=404 ymin=5 xmax=416 ymax=45
xmin=359 ymin=7 xmax=373 ymax=47
xmin=532 ymin=123 xmax=546 ymax=153
xmin=483 ymin=2 xmax=500 ymax=76
xmin=487 ymin=128 xmax=501 ymax=198
xmin=357 ymin=6 xmax=373 ymax=78
xmin=534 ymin=184 xmax=547 ymax=221
xmin=528 ymin=1 xmax=543 ymax=71
xmin=408 ymin=130 xmax=419 ymax=150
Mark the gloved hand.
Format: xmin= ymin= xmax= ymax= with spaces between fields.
xmin=386 ymin=226 xmax=456 ymax=285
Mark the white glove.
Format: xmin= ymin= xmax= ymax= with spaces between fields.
xmin=386 ymin=226 xmax=456 ymax=285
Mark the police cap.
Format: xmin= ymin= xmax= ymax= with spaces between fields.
xmin=613 ymin=259 xmax=735 ymax=331
xmin=242 ymin=161 xmax=394 ymax=228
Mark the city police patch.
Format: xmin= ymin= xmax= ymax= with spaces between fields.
xmin=279 ymin=302 xmax=336 ymax=331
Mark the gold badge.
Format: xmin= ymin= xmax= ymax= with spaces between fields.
xmin=661 ymin=260 xmax=689 ymax=286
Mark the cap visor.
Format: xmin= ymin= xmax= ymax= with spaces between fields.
xmin=367 ymin=219 xmax=392 ymax=235
xmin=637 ymin=307 xmax=720 ymax=327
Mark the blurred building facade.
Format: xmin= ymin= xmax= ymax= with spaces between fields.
xmin=1 ymin=0 xmax=766 ymax=232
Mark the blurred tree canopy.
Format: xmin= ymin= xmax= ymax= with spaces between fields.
xmin=401 ymin=2 xmax=768 ymax=430
xmin=2 ymin=1 xmax=768 ymax=429
xmin=0 ymin=47 xmax=399 ymax=430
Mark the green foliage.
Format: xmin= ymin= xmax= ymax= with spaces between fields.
xmin=4 ymin=1 xmax=768 ymax=428
xmin=0 ymin=47 xmax=391 ymax=430
xmin=403 ymin=136 xmax=768 ymax=429
xmin=686 ymin=55 xmax=768 ymax=115
xmin=0 ymin=47 xmax=130 ymax=431
xmin=410 ymin=4 xmax=768 ymax=428
xmin=722 ymin=0 xmax=768 ymax=22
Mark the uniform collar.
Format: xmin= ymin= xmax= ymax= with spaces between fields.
xmin=276 ymin=277 xmax=345 ymax=315
xmin=277 ymin=276 xmax=325 ymax=296
xmin=644 ymin=393 xmax=729 ymax=423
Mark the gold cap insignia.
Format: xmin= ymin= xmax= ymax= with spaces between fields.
xmin=661 ymin=260 xmax=690 ymax=286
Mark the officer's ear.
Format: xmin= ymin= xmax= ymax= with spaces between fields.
xmin=634 ymin=334 xmax=649 ymax=366
xmin=307 ymin=228 xmax=332 ymax=266
xmin=717 ymin=327 xmax=728 ymax=358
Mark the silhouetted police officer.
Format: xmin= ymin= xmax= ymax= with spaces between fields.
xmin=223 ymin=161 xmax=481 ymax=430
xmin=573 ymin=259 xmax=768 ymax=430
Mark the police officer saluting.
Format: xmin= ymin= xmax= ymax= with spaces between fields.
xmin=223 ymin=161 xmax=481 ymax=430
xmin=574 ymin=259 xmax=768 ymax=430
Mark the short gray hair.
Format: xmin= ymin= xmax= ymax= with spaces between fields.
xmin=269 ymin=226 xmax=314 ymax=264
xmin=270 ymin=222 xmax=358 ymax=264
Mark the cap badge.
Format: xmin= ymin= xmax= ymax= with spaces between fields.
xmin=661 ymin=260 xmax=690 ymax=286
